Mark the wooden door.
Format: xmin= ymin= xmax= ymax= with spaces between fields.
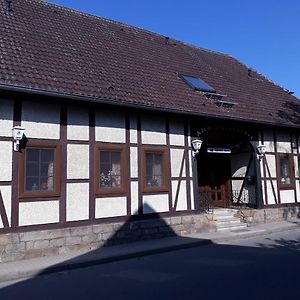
xmin=198 ymin=153 xmax=231 ymax=208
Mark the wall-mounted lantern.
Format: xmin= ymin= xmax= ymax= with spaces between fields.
xmin=12 ymin=126 xmax=25 ymax=152
xmin=256 ymin=144 xmax=266 ymax=160
xmin=191 ymin=139 xmax=203 ymax=157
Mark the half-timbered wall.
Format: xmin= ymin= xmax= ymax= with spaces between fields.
xmin=259 ymin=128 xmax=300 ymax=206
xmin=0 ymin=98 xmax=194 ymax=232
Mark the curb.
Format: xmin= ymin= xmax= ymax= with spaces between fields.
xmin=0 ymin=222 xmax=299 ymax=284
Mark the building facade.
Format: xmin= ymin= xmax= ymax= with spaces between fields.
xmin=0 ymin=0 xmax=300 ymax=261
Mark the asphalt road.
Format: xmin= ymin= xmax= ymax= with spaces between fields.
xmin=0 ymin=229 xmax=300 ymax=300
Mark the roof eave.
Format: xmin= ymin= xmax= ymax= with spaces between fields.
xmin=0 ymin=83 xmax=299 ymax=130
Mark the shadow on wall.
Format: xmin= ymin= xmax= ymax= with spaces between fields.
xmin=283 ymin=206 xmax=300 ymax=220
xmin=18 ymin=203 xmax=212 ymax=276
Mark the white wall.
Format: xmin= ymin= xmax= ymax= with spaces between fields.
xmin=276 ymin=130 xmax=291 ymax=153
xmin=170 ymin=149 xmax=185 ymax=177
xmin=0 ymin=141 xmax=12 ymax=181
xmin=66 ymin=183 xmax=89 ymax=221
xmin=95 ymin=197 xmax=127 ymax=218
xmin=169 ymin=119 xmax=185 ymax=146
xmin=67 ymin=144 xmax=89 ymax=179
xmin=0 ymin=99 xmax=14 ymax=137
xmin=143 ymin=194 xmax=169 ymax=213
xmin=95 ymin=110 xmax=125 ymax=143
xmin=67 ymin=106 xmax=89 ymax=141
xmin=19 ymin=201 xmax=59 ymax=226
xmin=141 ymin=116 xmax=166 ymax=145
xmin=21 ymin=101 xmax=60 ymax=139
xmin=131 ymin=182 xmax=139 ymax=215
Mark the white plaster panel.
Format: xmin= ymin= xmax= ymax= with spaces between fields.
xmin=0 ymin=216 xmax=3 ymax=228
xmin=95 ymin=110 xmax=125 ymax=143
xmin=265 ymin=154 xmax=277 ymax=178
xmin=190 ymin=181 xmax=195 ymax=210
xmin=0 ymin=186 xmax=11 ymax=226
xmin=143 ymin=194 xmax=169 ymax=213
xmin=21 ymin=101 xmax=60 ymax=139
xmin=296 ymin=180 xmax=300 ymax=203
xmin=169 ymin=119 xmax=184 ymax=146
xmin=0 ymin=99 xmax=13 ymax=137
xmin=172 ymin=181 xmax=187 ymax=211
xmin=263 ymin=129 xmax=275 ymax=152
xmin=231 ymin=180 xmax=243 ymax=192
xmin=130 ymin=147 xmax=138 ymax=178
xmin=276 ymin=131 xmax=291 ymax=153
xmin=131 ymin=181 xmax=139 ymax=215
xmin=266 ymin=181 xmax=278 ymax=205
xmin=130 ymin=114 xmax=138 ymax=144
xmin=19 ymin=201 xmax=59 ymax=226
xmin=67 ymin=144 xmax=89 ymax=179
xmin=170 ymin=149 xmax=186 ymax=178
xmin=0 ymin=141 xmax=12 ymax=181
xmin=66 ymin=183 xmax=89 ymax=221
xmin=141 ymin=116 xmax=166 ymax=145
xmin=95 ymin=197 xmax=127 ymax=218
xmin=280 ymin=189 xmax=295 ymax=204
xmin=67 ymin=106 xmax=89 ymax=141
xmin=294 ymin=156 xmax=299 ymax=178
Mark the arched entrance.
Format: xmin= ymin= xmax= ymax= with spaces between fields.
xmin=196 ymin=127 xmax=256 ymax=209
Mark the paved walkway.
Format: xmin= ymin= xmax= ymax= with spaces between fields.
xmin=0 ymin=219 xmax=299 ymax=283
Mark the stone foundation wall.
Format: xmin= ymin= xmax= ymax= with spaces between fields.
xmin=0 ymin=213 xmax=215 ymax=263
xmin=238 ymin=206 xmax=300 ymax=225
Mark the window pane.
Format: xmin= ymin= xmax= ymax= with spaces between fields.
xmin=146 ymin=152 xmax=163 ymax=187
xmin=26 ymin=149 xmax=39 ymax=162
xmin=26 ymin=177 xmax=40 ymax=191
xmin=25 ymin=148 xmax=55 ymax=192
xmin=280 ymin=157 xmax=291 ymax=184
xmin=26 ymin=162 xmax=39 ymax=177
xmin=41 ymin=149 xmax=54 ymax=163
xmin=100 ymin=150 xmax=121 ymax=189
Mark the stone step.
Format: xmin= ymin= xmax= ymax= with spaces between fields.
xmin=213 ymin=209 xmax=238 ymax=216
xmin=217 ymin=224 xmax=248 ymax=232
xmin=217 ymin=220 xmax=242 ymax=227
xmin=216 ymin=215 xmax=237 ymax=221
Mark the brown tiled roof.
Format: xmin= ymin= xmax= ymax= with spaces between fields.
xmin=1 ymin=0 xmax=300 ymax=127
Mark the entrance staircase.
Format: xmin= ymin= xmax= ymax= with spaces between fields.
xmin=213 ymin=208 xmax=248 ymax=232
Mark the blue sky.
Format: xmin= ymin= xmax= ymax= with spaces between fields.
xmin=46 ymin=0 xmax=300 ymax=99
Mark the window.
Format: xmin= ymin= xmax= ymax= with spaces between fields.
xmin=19 ymin=143 xmax=61 ymax=198
xmin=179 ymin=74 xmax=216 ymax=93
xmin=95 ymin=145 xmax=126 ymax=195
xmin=277 ymin=154 xmax=295 ymax=189
xmin=142 ymin=147 xmax=170 ymax=193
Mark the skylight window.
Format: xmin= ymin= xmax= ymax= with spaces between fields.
xmin=179 ymin=74 xmax=216 ymax=93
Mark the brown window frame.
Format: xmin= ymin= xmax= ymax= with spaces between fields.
xmin=141 ymin=146 xmax=170 ymax=193
xmin=19 ymin=141 xmax=61 ymax=199
xmin=95 ymin=144 xmax=127 ymax=196
xmin=276 ymin=153 xmax=295 ymax=190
